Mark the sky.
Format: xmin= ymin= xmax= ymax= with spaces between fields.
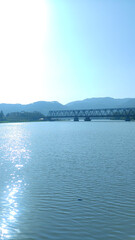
xmin=0 ymin=0 xmax=135 ymax=104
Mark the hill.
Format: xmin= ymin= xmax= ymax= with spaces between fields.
xmin=66 ymin=97 xmax=135 ymax=109
xmin=0 ymin=101 xmax=66 ymax=115
xmin=0 ymin=98 xmax=135 ymax=115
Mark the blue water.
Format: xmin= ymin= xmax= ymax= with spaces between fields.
xmin=0 ymin=121 xmax=135 ymax=240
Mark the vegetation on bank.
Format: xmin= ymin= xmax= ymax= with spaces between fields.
xmin=111 ymin=116 xmax=135 ymax=121
xmin=0 ymin=111 xmax=46 ymax=123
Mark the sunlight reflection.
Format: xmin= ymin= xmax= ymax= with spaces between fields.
xmin=0 ymin=124 xmax=31 ymax=239
xmin=0 ymin=183 xmax=20 ymax=239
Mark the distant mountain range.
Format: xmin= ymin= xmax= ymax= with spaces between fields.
xmin=66 ymin=97 xmax=135 ymax=110
xmin=0 ymin=101 xmax=64 ymax=115
xmin=0 ymin=97 xmax=135 ymax=115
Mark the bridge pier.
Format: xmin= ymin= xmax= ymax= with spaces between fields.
xmin=84 ymin=117 xmax=91 ymax=121
xmin=125 ymin=117 xmax=131 ymax=121
xmin=74 ymin=117 xmax=79 ymax=121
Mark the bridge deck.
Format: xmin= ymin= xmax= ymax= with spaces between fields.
xmin=48 ymin=108 xmax=135 ymax=120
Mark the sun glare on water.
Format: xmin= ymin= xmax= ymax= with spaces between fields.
xmin=0 ymin=125 xmax=31 ymax=239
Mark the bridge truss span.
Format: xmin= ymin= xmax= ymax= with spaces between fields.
xmin=48 ymin=108 xmax=135 ymax=121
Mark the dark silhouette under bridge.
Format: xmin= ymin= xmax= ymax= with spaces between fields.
xmin=48 ymin=108 xmax=135 ymax=121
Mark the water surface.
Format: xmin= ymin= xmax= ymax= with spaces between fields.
xmin=0 ymin=121 xmax=135 ymax=239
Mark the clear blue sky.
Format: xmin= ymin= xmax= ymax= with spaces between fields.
xmin=0 ymin=0 xmax=134 ymax=104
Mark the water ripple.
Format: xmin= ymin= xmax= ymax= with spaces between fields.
xmin=0 ymin=122 xmax=135 ymax=239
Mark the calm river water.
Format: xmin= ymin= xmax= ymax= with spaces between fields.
xmin=0 ymin=121 xmax=135 ymax=240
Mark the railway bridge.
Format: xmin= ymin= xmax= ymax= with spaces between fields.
xmin=48 ymin=108 xmax=135 ymax=121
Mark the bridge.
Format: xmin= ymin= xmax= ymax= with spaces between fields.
xmin=48 ymin=108 xmax=135 ymax=121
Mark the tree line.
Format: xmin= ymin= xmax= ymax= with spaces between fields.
xmin=0 ymin=111 xmax=45 ymax=122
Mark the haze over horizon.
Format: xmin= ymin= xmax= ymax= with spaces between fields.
xmin=0 ymin=0 xmax=134 ymax=105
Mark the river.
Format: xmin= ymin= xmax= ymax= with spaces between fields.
xmin=0 ymin=121 xmax=135 ymax=239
